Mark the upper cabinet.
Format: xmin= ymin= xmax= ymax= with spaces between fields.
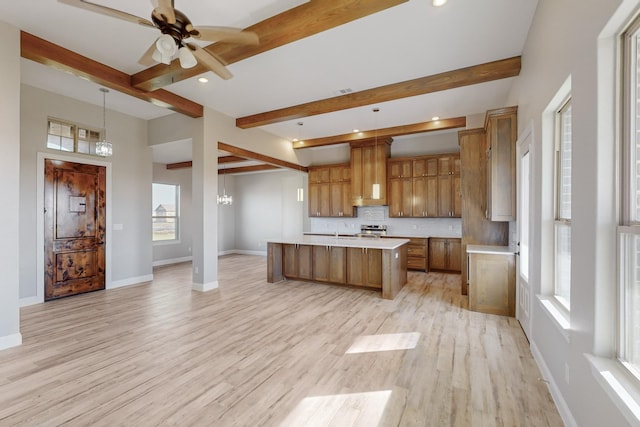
xmin=485 ymin=106 xmax=517 ymax=222
xmin=350 ymin=139 xmax=391 ymax=206
xmin=308 ymin=163 xmax=354 ymax=218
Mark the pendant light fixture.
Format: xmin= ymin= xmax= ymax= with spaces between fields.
xmin=372 ymin=107 xmax=381 ymax=200
xmin=96 ymin=88 xmax=113 ymax=157
xmin=217 ymin=163 xmax=233 ymax=205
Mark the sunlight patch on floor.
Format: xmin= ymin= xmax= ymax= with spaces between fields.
xmin=279 ymin=390 xmax=392 ymax=427
xmin=345 ymin=332 xmax=421 ymax=354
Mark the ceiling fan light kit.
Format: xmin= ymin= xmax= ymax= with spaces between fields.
xmin=59 ymin=0 xmax=259 ymax=80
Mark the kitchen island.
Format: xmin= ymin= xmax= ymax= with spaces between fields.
xmin=267 ymin=235 xmax=409 ymax=299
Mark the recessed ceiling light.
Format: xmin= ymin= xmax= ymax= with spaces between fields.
xmin=353 ymin=129 xmax=360 ymax=133
xmin=198 ymin=77 xmax=209 ymax=83
xmin=432 ymin=0 xmax=447 ymax=6
xmin=432 ymin=116 xmax=440 ymax=121
xmin=293 ymin=138 xmax=299 ymax=142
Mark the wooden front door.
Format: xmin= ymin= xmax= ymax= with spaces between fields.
xmin=44 ymin=160 xmax=106 ymax=301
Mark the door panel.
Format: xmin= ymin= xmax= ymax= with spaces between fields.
xmin=516 ymin=126 xmax=533 ymax=341
xmin=45 ymin=160 xmax=106 ymax=301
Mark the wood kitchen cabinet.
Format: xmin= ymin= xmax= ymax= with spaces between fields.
xmin=350 ymin=139 xmax=391 ymax=206
xmin=428 ymin=238 xmax=461 ymax=272
xmin=313 ymin=245 xmax=347 ymax=284
xmin=346 ymin=247 xmax=383 ymax=288
xmin=308 ymin=164 xmax=354 ymax=217
xmin=283 ymin=244 xmax=313 ymax=280
xmin=412 ymin=176 xmax=438 ymax=217
xmin=388 ymin=158 xmax=412 ymax=179
xmin=437 ymin=154 xmax=461 ymax=218
xmin=468 ymin=251 xmax=515 ymax=316
xmin=413 ymin=157 xmax=438 ymax=178
xmin=406 ymin=237 xmax=428 ymax=271
xmin=388 ymin=177 xmax=413 ymax=218
xmin=485 ymin=106 xmax=517 ymax=222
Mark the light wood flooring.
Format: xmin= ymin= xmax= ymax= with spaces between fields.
xmin=0 ymin=255 xmax=563 ymax=426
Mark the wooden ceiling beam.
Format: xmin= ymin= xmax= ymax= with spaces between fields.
xmin=293 ymin=117 xmax=467 ymax=149
xmin=218 ymin=142 xmax=308 ymax=173
xmin=166 ymin=161 xmax=193 ymax=169
xmin=131 ymin=0 xmax=408 ymax=92
xmin=237 ymin=57 xmax=521 ymax=129
xmin=219 ymin=164 xmax=280 ymax=175
xmin=20 ymin=32 xmax=203 ymax=118
xmin=218 ymin=155 xmax=247 ymax=164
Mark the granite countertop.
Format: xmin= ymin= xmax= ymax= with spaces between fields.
xmin=268 ymin=235 xmax=410 ymax=250
xmin=466 ymin=244 xmax=518 ymax=255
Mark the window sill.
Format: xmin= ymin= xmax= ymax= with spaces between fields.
xmin=585 ymin=354 xmax=640 ymax=426
xmin=153 ymin=239 xmax=181 ymax=246
xmin=537 ymin=294 xmax=571 ymax=343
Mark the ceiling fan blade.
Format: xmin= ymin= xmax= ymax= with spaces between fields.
xmin=138 ymin=40 xmax=158 ymax=66
xmin=187 ymin=43 xmax=232 ymax=80
xmin=58 ymin=0 xmax=155 ymax=28
xmin=189 ymin=26 xmax=259 ymax=45
xmin=153 ymin=0 xmax=176 ymax=24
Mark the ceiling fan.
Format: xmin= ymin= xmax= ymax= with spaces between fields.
xmin=58 ymin=0 xmax=259 ymax=80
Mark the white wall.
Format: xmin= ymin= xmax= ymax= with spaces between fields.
xmin=0 ymin=21 xmax=22 ymax=349
xmin=506 ymin=0 xmax=629 ymax=425
xmin=218 ymin=174 xmax=236 ymax=253
xmin=20 ymin=84 xmax=153 ymax=299
xmin=152 ymin=163 xmax=193 ymax=264
xmin=232 ymin=170 xmax=306 ymax=253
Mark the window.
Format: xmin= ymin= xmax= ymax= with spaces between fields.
xmin=152 ymin=183 xmax=180 ymax=242
xmin=554 ymin=98 xmax=572 ymax=310
xmin=620 ymin=15 xmax=640 ymax=380
xmin=47 ymin=118 xmax=102 ymax=156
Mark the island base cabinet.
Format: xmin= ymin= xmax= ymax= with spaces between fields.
xmin=428 ymin=238 xmax=461 ymax=272
xmin=313 ymin=246 xmax=346 ymax=284
xmin=283 ymin=244 xmax=313 ymax=280
xmin=346 ymin=247 xmax=382 ymax=289
xmin=468 ymin=253 xmax=515 ymax=316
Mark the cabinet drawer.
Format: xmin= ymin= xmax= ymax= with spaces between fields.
xmin=407 ymin=245 xmax=426 ymax=257
xmin=408 ymin=257 xmax=427 ymax=270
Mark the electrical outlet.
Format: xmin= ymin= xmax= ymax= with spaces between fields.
xmin=194 ymin=266 xmax=199 ymax=274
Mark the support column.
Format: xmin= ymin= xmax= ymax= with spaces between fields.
xmin=191 ymin=113 xmax=219 ymax=291
xmin=0 ymin=22 xmax=22 ymax=350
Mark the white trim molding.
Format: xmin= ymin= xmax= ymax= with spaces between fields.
xmin=531 ymin=340 xmax=578 ymax=427
xmin=152 ymin=256 xmax=193 ymax=267
xmin=19 ymin=295 xmax=43 ymax=307
xmin=0 ymin=333 xmax=22 ymax=351
xmin=108 ymin=274 xmax=153 ymax=290
xmin=192 ymin=281 xmax=219 ymax=292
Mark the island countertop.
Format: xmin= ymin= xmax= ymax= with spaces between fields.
xmin=267 ymin=235 xmax=410 ymax=250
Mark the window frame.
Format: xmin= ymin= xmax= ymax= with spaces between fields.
xmin=47 ymin=117 xmax=103 ymax=157
xmin=619 ymin=11 xmax=640 ymax=383
xmin=553 ymin=96 xmax=573 ymax=311
xmin=152 ymin=183 xmax=181 ymax=244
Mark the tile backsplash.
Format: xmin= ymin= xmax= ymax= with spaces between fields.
xmin=308 ymin=206 xmax=462 ymax=238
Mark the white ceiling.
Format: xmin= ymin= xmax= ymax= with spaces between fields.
xmin=1 ymin=0 xmax=539 ymax=160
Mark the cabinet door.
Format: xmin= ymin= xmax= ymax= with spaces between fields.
xmin=329 ymin=247 xmax=347 ymax=284
xmin=429 ymin=239 xmax=447 ymax=270
xmin=425 ymin=176 xmax=438 ymax=217
xmin=389 ymin=159 xmax=412 ymax=179
xmin=366 ymin=248 xmax=383 ymax=289
xmin=309 ymin=184 xmax=320 ymax=217
xmin=330 ymin=165 xmax=350 ymax=182
xmin=309 ymin=167 xmax=330 ymax=183
xmin=388 ymin=179 xmax=403 ymax=217
xmin=297 ymin=245 xmax=313 ymax=280
xmin=438 ymin=156 xmax=452 ymax=175
xmin=452 ymin=174 xmax=462 ymax=218
xmin=330 ymin=183 xmax=343 ymax=217
xmin=468 ymin=253 xmax=516 ymax=316
xmin=413 ymin=159 xmax=426 ymax=178
xmin=312 ymin=246 xmax=330 ymax=282
xmin=340 ymin=182 xmax=354 ymax=217
xmin=347 ymin=247 xmax=365 ymax=286
xmin=283 ymin=244 xmax=298 ymax=277
xmin=412 ymin=177 xmax=426 ymax=217
xmin=447 ymin=239 xmax=462 ymax=272
xmin=438 ymin=175 xmax=452 ymax=217
xmin=350 ymin=147 xmax=363 ymax=204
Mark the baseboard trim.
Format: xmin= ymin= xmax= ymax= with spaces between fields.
xmin=108 ymin=274 xmax=153 ymax=290
xmin=152 ymin=256 xmax=193 ymax=267
xmin=229 ymin=249 xmax=267 ymax=257
xmin=192 ymin=280 xmax=219 ymax=292
xmin=19 ymin=295 xmax=43 ymax=307
xmin=530 ymin=340 xmax=577 ymax=427
xmin=0 ymin=333 xmax=22 ymax=351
